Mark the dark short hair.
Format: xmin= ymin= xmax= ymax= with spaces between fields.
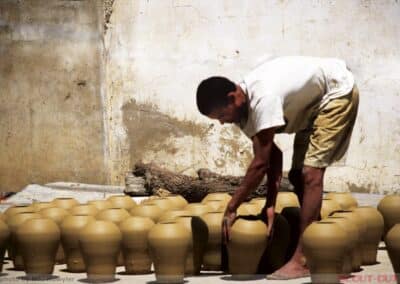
xmin=196 ymin=76 xmax=236 ymax=115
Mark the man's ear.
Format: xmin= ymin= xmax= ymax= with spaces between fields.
xmin=227 ymin=91 xmax=236 ymax=104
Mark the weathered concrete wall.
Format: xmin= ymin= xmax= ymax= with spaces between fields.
xmin=0 ymin=0 xmax=107 ymax=191
xmin=105 ymin=0 xmax=400 ymax=193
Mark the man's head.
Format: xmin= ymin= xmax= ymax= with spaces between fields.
xmin=196 ymin=76 xmax=247 ymax=124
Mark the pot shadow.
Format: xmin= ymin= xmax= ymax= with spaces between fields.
xmin=6 ymin=267 xmax=22 ymax=271
xmin=118 ymin=271 xmax=153 ymax=275
xmin=78 ymin=278 xmax=120 ymax=283
xmin=18 ymin=275 xmax=59 ymax=281
xmin=146 ymin=281 xmax=188 ymax=284
xmin=193 ymin=271 xmax=226 ymax=277
xmin=0 ymin=273 xmax=8 ymax=277
xmin=60 ymin=268 xmax=86 ymax=273
xmin=220 ymin=274 xmax=266 ymax=281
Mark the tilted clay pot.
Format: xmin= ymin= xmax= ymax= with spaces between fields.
xmin=275 ymin=192 xmax=300 ymax=213
xmin=320 ymin=198 xmax=342 ymax=219
xmin=325 ymin=192 xmax=357 ymax=210
xmin=107 ymin=195 xmax=137 ymax=210
xmin=51 ymin=198 xmax=79 ymax=210
xmin=377 ymin=195 xmax=400 ymax=236
xmin=201 ymin=211 xmax=224 ymax=271
xmin=176 ymin=215 xmax=208 ymax=275
xmin=79 ymin=220 xmax=122 ymax=282
xmin=249 ymin=197 xmax=267 ymax=211
xmin=354 ymin=206 xmax=384 ymax=264
xmin=158 ymin=210 xmax=190 ymax=223
xmin=385 ymin=224 xmax=400 ymax=284
xmin=146 ymin=198 xmax=174 ymax=211
xmin=203 ymin=199 xmax=226 ymax=211
xmin=31 ymin=202 xmax=54 ymax=212
xmin=70 ymin=204 xmax=99 ymax=216
xmin=148 ymin=221 xmax=191 ymax=283
xmin=16 ymin=218 xmax=60 ymax=278
xmin=8 ymin=212 xmax=42 ymax=270
xmin=0 ymin=213 xmax=5 ymax=221
xmin=130 ymin=204 xmax=163 ymax=223
xmin=87 ymin=200 xmax=113 ymax=211
xmin=227 ymin=218 xmax=268 ymax=279
xmin=326 ymin=216 xmax=357 ymax=274
xmin=119 ymin=216 xmax=155 ymax=274
xmin=333 ymin=210 xmax=365 ymax=271
xmin=302 ymin=221 xmax=348 ymax=284
xmin=237 ymin=202 xmax=260 ymax=216
xmin=40 ymin=207 xmax=70 ymax=264
xmin=4 ymin=205 xmax=34 ymax=218
xmin=96 ymin=208 xmax=130 ymax=266
xmin=202 ymin=192 xmax=231 ymax=204
xmin=60 ymin=215 xmax=96 ymax=272
xmin=0 ymin=220 xmax=10 ymax=272
xmin=165 ymin=195 xmax=188 ymax=209
xmin=184 ymin=203 xmax=212 ymax=217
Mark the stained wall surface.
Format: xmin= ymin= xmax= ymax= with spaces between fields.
xmin=1 ymin=0 xmax=399 ymax=193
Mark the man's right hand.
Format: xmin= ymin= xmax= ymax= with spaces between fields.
xmin=222 ymin=209 xmax=237 ymax=244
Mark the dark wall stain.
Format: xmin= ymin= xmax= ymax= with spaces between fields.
xmin=346 ymin=182 xmax=377 ymax=193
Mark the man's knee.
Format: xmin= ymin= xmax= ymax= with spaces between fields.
xmin=302 ymin=166 xmax=325 ymax=189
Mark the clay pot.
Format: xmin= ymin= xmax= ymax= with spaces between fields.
xmin=148 ymin=221 xmax=191 ymax=283
xmin=326 ymin=216 xmax=357 ymax=274
xmin=146 ymin=198 xmax=174 ymax=211
xmin=201 ymin=211 xmax=224 ymax=271
xmin=325 ymin=192 xmax=357 ymax=210
xmin=130 ymin=204 xmax=163 ymax=223
xmin=302 ymin=221 xmax=348 ymax=284
xmin=202 ymin=192 xmax=231 ymax=204
xmin=176 ymin=215 xmax=208 ymax=275
xmin=32 ymin=202 xmax=54 ymax=212
xmin=8 ymin=212 xmax=42 ymax=270
xmin=203 ymin=199 xmax=226 ymax=211
xmin=4 ymin=205 xmax=34 ymax=217
xmin=158 ymin=210 xmax=191 ymax=223
xmin=275 ymin=192 xmax=300 ymax=213
xmin=79 ymin=220 xmax=122 ymax=282
xmin=377 ymin=195 xmax=400 ymax=236
xmin=333 ymin=210 xmax=365 ymax=271
xmin=385 ymin=224 xmax=400 ymax=284
xmin=70 ymin=204 xmax=99 ymax=216
xmin=320 ymin=198 xmax=342 ymax=219
xmin=184 ymin=203 xmax=212 ymax=217
xmin=96 ymin=208 xmax=130 ymax=266
xmin=237 ymin=202 xmax=260 ymax=216
xmin=227 ymin=218 xmax=268 ymax=279
xmin=40 ymin=207 xmax=70 ymax=264
xmin=107 ymin=195 xmax=137 ymax=210
xmin=249 ymin=197 xmax=266 ymax=211
xmin=87 ymin=200 xmax=113 ymax=211
xmin=165 ymin=195 xmax=188 ymax=209
xmin=354 ymin=206 xmax=384 ymax=264
xmin=119 ymin=216 xmax=155 ymax=274
xmin=16 ymin=218 xmax=60 ymax=278
xmin=0 ymin=220 xmax=10 ymax=272
xmin=51 ymin=198 xmax=79 ymax=210
xmin=60 ymin=215 xmax=96 ymax=272
xmin=0 ymin=213 xmax=5 ymax=221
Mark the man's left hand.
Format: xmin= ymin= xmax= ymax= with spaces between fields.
xmin=222 ymin=209 xmax=237 ymax=244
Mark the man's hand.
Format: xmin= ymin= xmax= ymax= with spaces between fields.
xmin=266 ymin=206 xmax=275 ymax=236
xmin=222 ymin=209 xmax=237 ymax=244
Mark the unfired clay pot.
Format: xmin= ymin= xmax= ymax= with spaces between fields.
xmin=130 ymin=204 xmax=163 ymax=223
xmin=184 ymin=203 xmax=212 ymax=217
xmin=8 ymin=212 xmax=42 ymax=270
xmin=148 ymin=221 xmax=191 ymax=283
xmin=275 ymin=192 xmax=300 ymax=213
xmin=0 ymin=213 xmax=5 ymax=221
xmin=32 ymin=202 xmax=54 ymax=212
xmin=302 ymin=221 xmax=348 ymax=284
xmin=165 ymin=195 xmax=188 ymax=209
xmin=202 ymin=192 xmax=231 ymax=204
xmin=325 ymin=192 xmax=357 ymax=210
xmin=385 ymin=224 xmax=400 ymax=284
xmin=107 ymin=195 xmax=137 ymax=210
xmin=40 ymin=207 xmax=70 ymax=264
xmin=237 ymin=202 xmax=260 ymax=216
xmin=146 ymin=198 xmax=174 ymax=211
xmin=354 ymin=206 xmax=384 ymax=264
xmin=51 ymin=198 xmax=79 ymax=210
xmin=377 ymin=195 xmax=400 ymax=236
xmin=60 ymin=215 xmax=96 ymax=272
xmin=87 ymin=200 xmax=113 ymax=211
xmin=158 ymin=210 xmax=191 ymax=223
xmin=176 ymin=215 xmax=208 ymax=275
xmin=4 ymin=205 xmax=34 ymax=218
xmin=0 ymin=220 xmax=10 ymax=272
xmin=320 ymin=198 xmax=342 ymax=219
xmin=227 ymin=218 xmax=268 ymax=279
xmin=201 ymin=211 xmax=224 ymax=271
xmin=79 ymin=220 xmax=122 ymax=282
xmin=16 ymin=218 xmax=60 ymax=278
xmin=69 ymin=204 xmax=99 ymax=216
xmin=203 ymin=200 xmax=225 ymax=211
xmin=119 ymin=216 xmax=155 ymax=274
xmin=249 ymin=197 xmax=267 ymax=211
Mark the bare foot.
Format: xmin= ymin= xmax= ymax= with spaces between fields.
xmin=266 ymin=260 xmax=310 ymax=280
